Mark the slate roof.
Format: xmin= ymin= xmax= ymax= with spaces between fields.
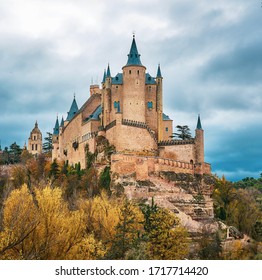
xmin=163 ymin=113 xmax=171 ymax=121
xmin=66 ymin=97 xmax=79 ymax=121
xmin=126 ymin=35 xmax=143 ymax=66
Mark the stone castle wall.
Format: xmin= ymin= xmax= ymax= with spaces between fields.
xmin=105 ymin=117 xmax=157 ymax=154
xmin=111 ymin=153 xmax=211 ymax=181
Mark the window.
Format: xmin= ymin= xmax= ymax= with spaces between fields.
xmin=32 ymin=144 xmax=34 ymax=151
xmin=35 ymin=144 xmax=38 ymax=150
xmin=137 ymin=70 xmax=139 ymax=75
xmin=147 ymin=101 xmax=153 ymax=109
xmin=33 ymin=135 xmax=36 ymax=140
xmin=114 ymin=101 xmax=120 ymax=112
xmin=129 ymin=70 xmax=131 ymax=74
xmin=165 ymin=127 xmax=168 ymax=132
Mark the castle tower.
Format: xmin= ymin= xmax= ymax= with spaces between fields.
xmin=122 ymin=35 xmax=146 ymax=123
xmin=28 ymin=121 xmax=42 ymax=156
xmin=156 ymin=64 xmax=163 ymax=141
xmin=195 ymin=114 xmax=204 ymax=163
xmin=52 ymin=116 xmax=60 ymax=160
xmin=103 ymin=64 xmax=112 ymax=126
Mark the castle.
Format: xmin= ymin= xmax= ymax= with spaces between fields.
xmin=51 ymin=36 xmax=211 ymax=179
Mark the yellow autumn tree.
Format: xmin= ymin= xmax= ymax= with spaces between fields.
xmin=146 ymin=208 xmax=189 ymax=260
xmin=0 ymin=184 xmax=39 ymax=259
xmin=79 ymin=191 xmax=121 ymax=251
xmin=0 ymin=185 xmax=86 ymax=259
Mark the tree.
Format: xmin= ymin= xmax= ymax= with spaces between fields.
xmin=9 ymin=142 xmax=22 ymax=163
xmin=49 ymin=159 xmax=59 ymax=180
xmin=171 ymin=125 xmax=192 ymax=140
xmin=20 ymin=149 xmax=33 ymax=164
xmin=42 ymin=132 xmax=53 ymax=155
xmin=0 ymin=185 xmax=85 ymax=260
xmin=144 ymin=206 xmax=189 ymax=260
xmin=197 ymin=226 xmax=222 ymax=260
xmin=99 ymin=166 xmax=111 ymax=195
xmin=107 ymin=199 xmax=144 ymax=259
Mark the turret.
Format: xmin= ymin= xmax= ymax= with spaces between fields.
xmin=102 ymin=64 xmax=112 ymax=126
xmin=122 ymin=35 xmax=146 ymax=123
xmin=52 ymin=116 xmax=60 ymax=160
xmin=156 ymin=64 xmax=163 ymax=141
xmin=195 ymin=114 xmax=204 ymax=163
xmin=105 ymin=64 xmax=112 ymax=89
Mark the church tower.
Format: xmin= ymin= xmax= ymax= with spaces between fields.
xmin=28 ymin=121 xmax=42 ymax=156
xmin=122 ymin=35 xmax=146 ymax=123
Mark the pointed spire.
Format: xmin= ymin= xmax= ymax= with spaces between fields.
xmin=66 ymin=95 xmax=79 ymax=121
xmin=53 ymin=116 xmax=60 ymax=135
xmin=196 ymin=114 xmax=203 ymax=130
xmin=35 ymin=120 xmax=38 ymax=128
xmin=60 ymin=116 xmax=64 ymax=127
xmin=106 ymin=64 xmax=111 ymax=78
xmin=102 ymin=69 xmax=106 ymax=83
xmin=126 ymin=35 xmax=143 ymax=66
xmin=157 ymin=64 xmax=162 ymax=78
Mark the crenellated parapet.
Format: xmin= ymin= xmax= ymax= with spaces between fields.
xmin=158 ymin=139 xmax=195 ymax=146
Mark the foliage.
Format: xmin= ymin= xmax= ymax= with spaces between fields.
xmin=171 ymin=125 xmax=192 ymax=140
xmin=145 ymin=207 xmax=189 ymax=259
xmin=42 ymin=132 xmax=53 ymax=155
xmin=99 ymin=166 xmax=111 ymax=195
xmin=0 ymin=143 xmax=22 ymax=164
xmin=107 ymin=199 xmax=144 ymax=259
xmin=213 ymin=175 xmax=262 ymax=242
xmin=197 ymin=226 xmax=222 ymax=260
xmin=85 ymin=144 xmax=96 ymax=169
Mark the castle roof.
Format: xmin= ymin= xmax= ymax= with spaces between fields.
xmin=126 ymin=35 xmax=143 ymax=66
xmin=196 ymin=114 xmax=203 ymax=130
xmin=106 ymin=64 xmax=111 ymax=78
xmin=66 ymin=96 xmax=79 ymax=121
xmin=163 ymin=113 xmax=171 ymax=121
xmin=112 ymin=73 xmax=123 ymax=85
xmin=145 ymin=73 xmax=156 ymax=85
xmin=60 ymin=116 xmax=64 ymax=127
xmin=53 ymin=117 xmax=60 ymax=135
xmin=83 ymin=105 xmax=102 ymax=122
xmin=157 ymin=64 xmax=162 ymax=78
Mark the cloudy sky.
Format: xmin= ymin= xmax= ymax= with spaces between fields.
xmin=0 ymin=0 xmax=261 ymax=181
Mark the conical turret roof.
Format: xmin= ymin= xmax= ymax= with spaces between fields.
xmin=126 ymin=35 xmax=143 ymax=66
xmin=196 ymin=114 xmax=203 ymax=130
xmin=66 ymin=96 xmax=79 ymax=121
xmin=53 ymin=117 xmax=60 ymax=135
xmin=157 ymin=64 xmax=162 ymax=78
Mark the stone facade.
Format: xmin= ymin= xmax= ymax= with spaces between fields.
xmin=51 ymin=36 xmax=211 ymax=177
xmin=28 ymin=121 xmax=42 ymax=156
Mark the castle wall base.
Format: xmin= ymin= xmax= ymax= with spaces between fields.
xmin=111 ymin=153 xmax=211 ymax=180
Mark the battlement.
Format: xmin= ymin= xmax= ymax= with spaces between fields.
xmin=111 ymin=153 xmax=210 ymax=180
xmin=158 ymin=139 xmax=195 ymax=146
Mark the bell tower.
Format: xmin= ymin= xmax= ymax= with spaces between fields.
xmin=28 ymin=121 xmax=42 ymax=156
